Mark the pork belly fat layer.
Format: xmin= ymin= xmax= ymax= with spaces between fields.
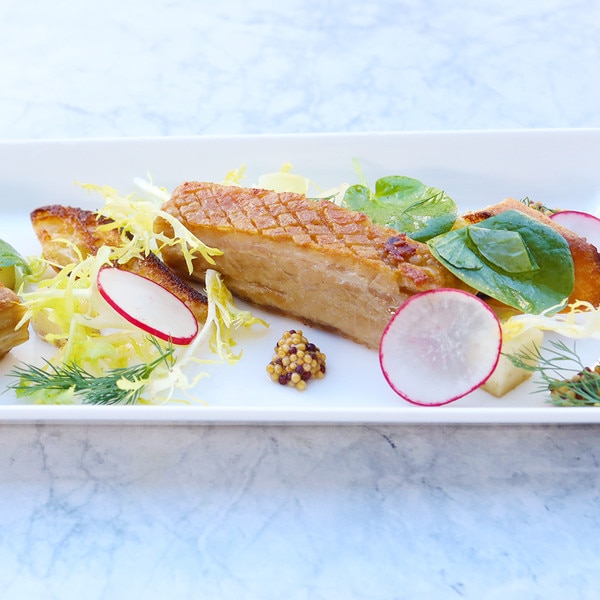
xmin=156 ymin=182 xmax=462 ymax=349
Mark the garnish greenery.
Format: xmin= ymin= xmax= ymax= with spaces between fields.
xmin=428 ymin=209 xmax=574 ymax=315
xmin=0 ymin=239 xmax=31 ymax=274
xmin=0 ymin=238 xmax=42 ymax=290
xmin=9 ymin=337 xmax=176 ymax=405
xmin=520 ymin=196 xmax=557 ymax=216
xmin=11 ymin=255 xmax=267 ymax=404
xmin=508 ymin=339 xmax=600 ymax=407
xmin=203 ymin=269 xmax=268 ymax=361
xmin=342 ymin=171 xmax=457 ymax=242
xmin=9 ymin=178 xmax=268 ymax=405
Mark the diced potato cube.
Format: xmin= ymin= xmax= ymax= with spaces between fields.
xmin=482 ymin=328 xmax=544 ymax=397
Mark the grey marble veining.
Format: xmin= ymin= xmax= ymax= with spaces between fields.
xmin=1 ymin=0 xmax=600 ymax=598
xmin=1 ymin=423 xmax=600 ymax=599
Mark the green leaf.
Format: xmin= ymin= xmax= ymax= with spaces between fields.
xmin=467 ymin=226 xmax=538 ymax=273
xmin=432 ymin=230 xmax=482 ymax=270
xmin=428 ymin=210 xmax=574 ymax=314
xmin=0 ymin=239 xmax=30 ymax=274
xmin=342 ymin=175 xmax=457 ymax=242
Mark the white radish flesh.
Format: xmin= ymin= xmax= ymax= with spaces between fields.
xmin=550 ymin=210 xmax=600 ymax=250
xmin=379 ymin=288 xmax=502 ymax=406
xmin=96 ymin=267 xmax=198 ymax=345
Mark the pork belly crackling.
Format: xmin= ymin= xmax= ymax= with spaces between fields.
xmin=156 ymin=182 xmax=465 ymax=349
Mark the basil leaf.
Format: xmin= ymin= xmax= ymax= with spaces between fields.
xmin=0 ymin=239 xmax=30 ymax=274
xmin=428 ymin=210 xmax=574 ymax=314
xmin=467 ymin=226 xmax=538 ymax=274
xmin=342 ymin=175 xmax=457 ymax=242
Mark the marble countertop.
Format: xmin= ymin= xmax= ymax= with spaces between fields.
xmin=1 ymin=1 xmax=599 ymax=598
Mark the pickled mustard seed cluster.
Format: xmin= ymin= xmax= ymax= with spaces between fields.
xmin=267 ymin=330 xmax=326 ymax=391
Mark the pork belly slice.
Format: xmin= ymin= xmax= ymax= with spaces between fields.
xmin=30 ymin=205 xmax=209 ymax=324
xmin=155 ymin=182 xmax=464 ymax=349
xmin=462 ymin=198 xmax=600 ymax=308
xmin=0 ymin=285 xmax=29 ymax=358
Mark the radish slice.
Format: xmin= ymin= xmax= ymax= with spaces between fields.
xmin=379 ymin=289 xmax=502 ymax=406
xmin=96 ymin=267 xmax=198 ymax=345
xmin=549 ymin=210 xmax=600 ymax=250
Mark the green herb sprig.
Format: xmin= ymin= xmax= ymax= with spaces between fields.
xmin=508 ymin=339 xmax=600 ymax=407
xmin=8 ymin=337 xmax=176 ymax=405
xmin=342 ymin=174 xmax=457 ymax=242
xmin=520 ymin=196 xmax=557 ymax=216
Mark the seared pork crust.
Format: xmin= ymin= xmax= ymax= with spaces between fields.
xmin=0 ymin=285 xmax=29 ymax=358
xmin=156 ymin=182 xmax=465 ymax=349
xmin=30 ymin=205 xmax=209 ymax=324
xmin=462 ymin=198 xmax=600 ymax=308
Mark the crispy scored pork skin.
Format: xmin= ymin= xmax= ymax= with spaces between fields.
xmin=0 ymin=285 xmax=29 ymax=358
xmin=155 ymin=182 xmax=465 ymax=349
xmin=30 ymin=205 xmax=209 ymax=324
xmin=461 ymin=198 xmax=600 ymax=308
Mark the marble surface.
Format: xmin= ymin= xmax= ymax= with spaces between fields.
xmin=0 ymin=0 xmax=600 ymax=598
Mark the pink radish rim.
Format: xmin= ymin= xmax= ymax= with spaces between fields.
xmin=378 ymin=288 xmax=502 ymax=406
xmin=96 ymin=267 xmax=199 ymax=345
xmin=549 ymin=209 xmax=600 ymax=222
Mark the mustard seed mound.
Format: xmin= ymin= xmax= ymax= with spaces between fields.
xmin=266 ymin=329 xmax=326 ymax=391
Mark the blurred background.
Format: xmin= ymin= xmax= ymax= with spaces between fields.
xmin=1 ymin=0 xmax=598 ymax=139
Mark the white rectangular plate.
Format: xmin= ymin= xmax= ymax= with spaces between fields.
xmin=1 ymin=129 xmax=600 ymax=424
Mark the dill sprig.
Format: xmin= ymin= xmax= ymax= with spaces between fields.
xmin=508 ymin=339 xmax=600 ymax=407
xmin=8 ymin=337 xmax=176 ymax=405
xmin=520 ymin=196 xmax=557 ymax=216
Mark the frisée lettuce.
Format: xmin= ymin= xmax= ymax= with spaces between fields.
xmin=9 ymin=180 xmax=267 ymax=405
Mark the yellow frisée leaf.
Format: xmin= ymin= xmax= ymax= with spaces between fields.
xmin=204 ymin=269 xmax=268 ymax=361
xmin=28 ymin=387 xmax=77 ymax=405
xmin=80 ymin=181 xmax=223 ymax=273
xmin=502 ymin=300 xmax=600 ymax=342
xmin=116 ymin=377 xmax=146 ymax=393
xmin=22 ymin=255 xmax=53 ymax=283
xmin=177 ymin=269 xmax=268 ymax=366
xmin=222 ymin=165 xmax=247 ymax=186
xmin=153 ymin=210 xmax=223 ymax=273
xmin=18 ymin=252 xmax=106 ymax=342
